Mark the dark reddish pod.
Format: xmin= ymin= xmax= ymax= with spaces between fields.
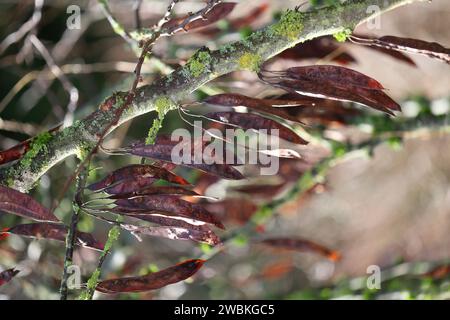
xmin=108 ymin=185 xmax=199 ymax=199
xmin=276 ymin=78 xmax=398 ymax=115
xmin=115 ymin=195 xmax=225 ymax=229
xmin=260 ymin=64 xmax=401 ymax=115
xmin=204 ymin=93 xmax=314 ymax=123
xmin=102 ymin=177 xmax=156 ymax=195
xmin=205 ymin=111 xmax=308 ymax=145
xmin=125 ymin=224 xmax=221 ymax=246
xmin=96 ymin=259 xmax=205 ymax=293
xmin=125 ymin=212 xmax=212 ymax=231
xmin=285 ymin=65 xmax=385 ymax=90
xmin=87 ymin=164 xmax=190 ymax=194
xmin=2 ymin=223 xmax=104 ymax=251
xmin=204 ymin=93 xmax=317 ymax=109
xmin=0 ymin=185 xmax=59 ymax=222
xmin=351 ymin=34 xmax=450 ymax=64
xmin=0 ymin=140 xmax=31 ymax=165
xmin=125 ymin=136 xmax=245 ymax=180
xmin=376 ymin=36 xmax=450 ymax=64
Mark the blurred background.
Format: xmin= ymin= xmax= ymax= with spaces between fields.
xmin=0 ymin=0 xmax=449 ymax=299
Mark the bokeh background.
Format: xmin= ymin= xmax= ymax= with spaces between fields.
xmin=0 ymin=0 xmax=449 ymax=299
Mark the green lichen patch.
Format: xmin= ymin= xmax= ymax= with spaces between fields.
xmin=154 ymin=96 xmax=174 ymax=116
xmin=145 ymin=96 xmax=175 ymax=145
xmin=78 ymin=219 xmax=122 ymax=300
xmin=21 ymin=132 xmax=53 ymax=169
xmin=145 ymin=118 xmax=163 ymax=145
xmin=104 ymin=224 xmax=121 ymax=251
xmin=5 ymin=177 xmax=14 ymax=187
xmin=238 ymin=52 xmax=262 ymax=72
xmin=186 ymin=50 xmax=212 ymax=77
xmin=76 ymin=140 xmax=95 ymax=161
xmin=270 ymin=9 xmax=304 ymax=40
xmin=333 ymin=28 xmax=352 ymax=42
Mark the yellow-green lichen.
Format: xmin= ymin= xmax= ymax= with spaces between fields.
xmin=104 ymin=224 xmax=121 ymax=251
xmin=5 ymin=177 xmax=14 ymax=187
xmin=145 ymin=96 xmax=175 ymax=145
xmin=333 ymin=28 xmax=352 ymax=42
xmin=145 ymin=118 xmax=163 ymax=145
xmin=76 ymin=140 xmax=95 ymax=160
xmin=21 ymin=132 xmax=53 ymax=168
xmin=78 ymin=219 xmax=122 ymax=300
xmin=154 ymin=96 xmax=174 ymax=115
xmin=78 ymin=269 xmax=100 ymax=300
xmin=238 ymin=52 xmax=262 ymax=72
xmin=270 ymin=9 xmax=304 ymax=40
xmin=186 ymin=50 xmax=211 ymax=77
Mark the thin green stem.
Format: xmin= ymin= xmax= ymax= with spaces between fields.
xmin=78 ymin=216 xmax=122 ymax=300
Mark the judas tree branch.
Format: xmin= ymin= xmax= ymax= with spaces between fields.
xmin=0 ymin=0 xmax=425 ymax=192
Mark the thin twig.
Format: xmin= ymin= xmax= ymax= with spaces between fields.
xmin=0 ymin=0 xmax=44 ymax=55
xmin=98 ymin=0 xmax=135 ymax=46
xmin=59 ymin=159 xmax=90 ymax=300
xmin=29 ymin=34 xmax=79 ymax=127
xmin=133 ymin=0 xmax=143 ymax=30
xmin=0 ymin=61 xmax=155 ymax=114
xmin=0 ymin=117 xmax=42 ymax=136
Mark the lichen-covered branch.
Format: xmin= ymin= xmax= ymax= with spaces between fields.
xmin=0 ymin=0 xmax=425 ymax=192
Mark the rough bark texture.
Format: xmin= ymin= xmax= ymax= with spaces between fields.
xmin=0 ymin=0 xmax=425 ymax=192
